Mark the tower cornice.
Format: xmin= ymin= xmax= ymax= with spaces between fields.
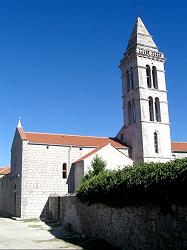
xmin=119 ymin=47 xmax=165 ymax=68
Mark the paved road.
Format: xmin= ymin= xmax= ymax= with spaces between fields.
xmin=0 ymin=216 xmax=83 ymax=249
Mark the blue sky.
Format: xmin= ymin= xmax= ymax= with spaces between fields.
xmin=0 ymin=0 xmax=186 ymax=166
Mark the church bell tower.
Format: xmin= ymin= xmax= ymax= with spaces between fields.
xmin=117 ymin=17 xmax=172 ymax=163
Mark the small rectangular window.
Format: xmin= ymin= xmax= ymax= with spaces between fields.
xmin=154 ymin=132 xmax=159 ymax=153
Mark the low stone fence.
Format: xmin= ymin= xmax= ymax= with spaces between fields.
xmin=47 ymin=195 xmax=187 ymax=250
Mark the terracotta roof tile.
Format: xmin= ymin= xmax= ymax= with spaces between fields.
xmin=0 ymin=167 xmax=11 ymax=175
xmin=171 ymin=142 xmax=187 ymax=152
xmin=74 ymin=144 xmax=108 ymax=163
xmin=24 ymin=131 xmax=127 ymax=148
xmin=17 ymin=128 xmax=187 ymax=153
xmin=17 ymin=127 xmax=27 ymax=140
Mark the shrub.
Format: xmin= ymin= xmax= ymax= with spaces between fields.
xmin=77 ymin=158 xmax=187 ymax=208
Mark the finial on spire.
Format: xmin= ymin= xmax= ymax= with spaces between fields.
xmin=17 ymin=116 xmax=22 ymax=128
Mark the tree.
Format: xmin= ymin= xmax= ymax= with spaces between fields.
xmin=83 ymin=155 xmax=107 ymax=181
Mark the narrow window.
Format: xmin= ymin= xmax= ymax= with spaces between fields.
xmin=155 ymin=97 xmax=161 ymax=122
xmin=130 ymin=67 xmax=134 ymax=90
xmin=146 ymin=65 xmax=152 ymax=88
xmin=62 ymin=163 xmax=67 ymax=179
xmin=132 ymin=99 xmax=136 ymax=123
xmin=128 ymin=101 xmax=132 ymax=124
xmin=148 ymin=97 xmax=154 ymax=121
xmin=154 ymin=132 xmax=159 ymax=153
xmin=152 ymin=66 xmax=158 ymax=89
xmin=127 ymin=70 xmax=130 ymax=92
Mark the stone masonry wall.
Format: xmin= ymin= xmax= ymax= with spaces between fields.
xmin=47 ymin=195 xmax=187 ymax=250
xmin=0 ymin=129 xmax=23 ymax=217
xmin=10 ymin=129 xmax=23 ymax=217
xmin=21 ymin=142 xmax=95 ymax=218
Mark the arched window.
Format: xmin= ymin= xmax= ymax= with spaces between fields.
xmin=146 ymin=65 xmax=152 ymax=88
xmin=132 ymin=99 xmax=136 ymax=123
xmin=130 ymin=67 xmax=134 ymax=90
xmin=126 ymin=70 xmax=130 ymax=92
xmin=128 ymin=101 xmax=132 ymax=124
xmin=62 ymin=163 xmax=67 ymax=179
xmin=148 ymin=97 xmax=154 ymax=121
xmin=154 ymin=132 xmax=159 ymax=153
xmin=152 ymin=66 xmax=158 ymax=89
xmin=155 ymin=97 xmax=161 ymax=122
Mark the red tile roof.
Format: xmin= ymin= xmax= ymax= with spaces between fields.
xmin=171 ymin=142 xmax=187 ymax=152
xmin=74 ymin=144 xmax=108 ymax=163
xmin=0 ymin=167 xmax=10 ymax=175
xmin=18 ymin=130 xmax=127 ymax=148
xmin=17 ymin=127 xmax=27 ymax=140
xmin=17 ymin=128 xmax=187 ymax=153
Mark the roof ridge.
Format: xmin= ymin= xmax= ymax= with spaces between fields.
xmin=23 ymin=131 xmax=128 ymax=148
xmin=0 ymin=167 xmax=11 ymax=175
xmin=25 ymin=131 xmax=110 ymax=139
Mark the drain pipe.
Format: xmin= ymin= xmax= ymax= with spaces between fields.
xmin=68 ymin=146 xmax=72 ymax=171
xmin=67 ymin=146 xmax=73 ymax=192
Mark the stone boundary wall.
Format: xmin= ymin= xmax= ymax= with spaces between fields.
xmin=47 ymin=195 xmax=187 ymax=250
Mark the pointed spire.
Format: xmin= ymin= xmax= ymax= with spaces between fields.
xmin=17 ymin=116 xmax=22 ymax=128
xmin=127 ymin=17 xmax=158 ymax=51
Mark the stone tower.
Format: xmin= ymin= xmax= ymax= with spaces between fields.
xmin=117 ymin=17 xmax=172 ymax=163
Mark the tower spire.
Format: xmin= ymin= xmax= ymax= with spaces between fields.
xmin=127 ymin=17 xmax=158 ymax=51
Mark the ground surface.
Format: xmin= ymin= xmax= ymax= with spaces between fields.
xmin=0 ymin=216 xmax=84 ymax=249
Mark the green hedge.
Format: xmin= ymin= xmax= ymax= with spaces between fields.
xmin=77 ymin=158 xmax=187 ymax=208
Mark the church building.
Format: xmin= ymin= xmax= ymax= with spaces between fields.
xmin=0 ymin=17 xmax=187 ymax=218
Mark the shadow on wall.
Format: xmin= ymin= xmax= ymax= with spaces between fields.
xmin=40 ymin=196 xmax=61 ymax=222
xmin=40 ymin=196 xmax=120 ymax=250
xmin=40 ymin=198 xmax=50 ymax=221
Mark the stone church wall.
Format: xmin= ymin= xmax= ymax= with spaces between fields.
xmin=20 ymin=142 xmax=95 ymax=218
xmin=173 ymin=152 xmax=187 ymax=159
xmin=0 ymin=129 xmax=23 ymax=217
xmin=10 ymin=129 xmax=23 ymax=217
xmin=46 ymin=195 xmax=187 ymax=250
